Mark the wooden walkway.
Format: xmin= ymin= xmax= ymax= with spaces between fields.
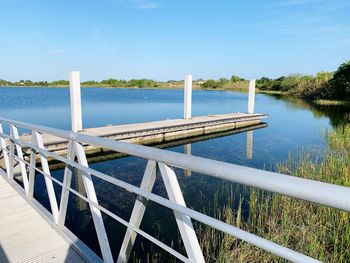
xmin=0 ymin=176 xmax=86 ymax=263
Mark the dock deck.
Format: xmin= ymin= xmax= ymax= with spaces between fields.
xmin=20 ymin=112 xmax=268 ymax=156
xmin=0 ymin=176 xmax=86 ymax=263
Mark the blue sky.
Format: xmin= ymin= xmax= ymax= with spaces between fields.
xmin=0 ymin=0 xmax=349 ymax=81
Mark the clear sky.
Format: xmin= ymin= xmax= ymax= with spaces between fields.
xmin=0 ymin=0 xmax=349 ymax=81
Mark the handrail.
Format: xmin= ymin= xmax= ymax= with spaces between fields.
xmin=1 ymin=117 xmax=350 ymax=212
xmin=0 ymin=133 xmax=319 ymax=262
xmin=0 ymin=117 xmax=347 ymax=262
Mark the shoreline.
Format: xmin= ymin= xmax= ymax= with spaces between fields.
xmin=1 ymin=85 xmax=349 ymax=107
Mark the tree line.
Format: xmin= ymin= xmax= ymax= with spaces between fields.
xmin=1 ymin=60 xmax=349 ymax=100
xmin=256 ymin=60 xmax=350 ymax=100
xmin=0 ymin=78 xmax=164 ymax=88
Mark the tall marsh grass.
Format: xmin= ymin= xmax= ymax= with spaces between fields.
xmin=200 ymin=125 xmax=350 ymax=262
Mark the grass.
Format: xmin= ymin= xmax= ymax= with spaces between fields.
xmin=312 ymin=99 xmax=350 ymax=107
xmin=256 ymin=89 xmax=286 ymax=95
xmin=127 ymin=125 xmax=350 ymax=262
xmin=199 ymin=124 xmax=350 ymax=262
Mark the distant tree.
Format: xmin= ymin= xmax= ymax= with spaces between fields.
xmin=50 ymin=80 xmax=69 ymax=86
xmin=201 ymin=80 xmax=221 ymax=89
xmin=257 ymin=77 xmax=284 ymax=91
xmin=280 ymin=74 xmax=303 ymax=91
xmin=0 ymin=79 xmax=12 ymax=86
xmin=329 ymin=60 xmax=350 ymax=99
xmin=219 ymin=78 xmax=228 ymax=84
xmin=256 ymin=77 xmax=272 ymax=90
xmin=231 ymin=75 xmax=244 ymax=82
xmin=82 ymin=80 xmax=99 ymax=86
xmin=316 ymin=71 xmax=333 ymax=81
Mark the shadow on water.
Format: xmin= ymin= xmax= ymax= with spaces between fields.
xmin=0 ymin=245 xmax=9 ymax=263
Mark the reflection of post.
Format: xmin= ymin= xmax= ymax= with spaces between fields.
xmin=184 ymin=144 xmax=192 ymax=177
xmin=246 ymin=131 xmax=253 ymax=159
xmin=75 ymin=168 xmax=87 ymax=211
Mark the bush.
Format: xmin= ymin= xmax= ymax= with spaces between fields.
xmin=329 ymin=60 xmax=350 ymax=100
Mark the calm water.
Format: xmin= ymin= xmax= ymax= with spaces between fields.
xmin=1 ymin=87 xmax=348 ymax=261
xmin=0 ymin=87 xmax=334 ymax=167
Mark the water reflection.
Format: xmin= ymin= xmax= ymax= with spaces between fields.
xmin=246 ymin=131 xmax=253 ymax=159
xmin=184 ymin=144 xmax=192 ymax=177
xmin=4 ymin=87 xmax=350 ymax=261
xmin=268 ymin=94 xmax=350 ymax=127
xmin=75 ymin=169 xmax=88 ymax=212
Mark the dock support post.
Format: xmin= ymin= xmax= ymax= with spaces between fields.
xmin=69 ymin=71 xmax=83 ymax=132
xmin=248 ymin=79 xmax=256 ymax=114
xmin=184 ymin=74 xmax=192 ymax=120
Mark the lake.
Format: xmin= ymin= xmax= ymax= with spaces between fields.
xmin=1 ymin=87 xmax=348 ymax=261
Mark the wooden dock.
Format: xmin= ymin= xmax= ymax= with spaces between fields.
xmin=0 ymin=176 xmax=87 ymax=263
xmin=20 ymin=112 xmax=267 ymax=156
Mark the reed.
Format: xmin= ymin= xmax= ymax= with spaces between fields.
xmin=199 ymin=125 xmax=350 ymax=262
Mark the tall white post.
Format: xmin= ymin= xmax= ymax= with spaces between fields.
xmin=69 ymin=71 xmax=83 ymax=132
xmin=248 ymin=79 xmax=256 ymax=114
xmin=184 ymin=74 xmax=192 ymax=120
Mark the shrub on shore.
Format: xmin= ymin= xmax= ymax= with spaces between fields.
xmin=257 ymin=60 xmax=350 ymax=101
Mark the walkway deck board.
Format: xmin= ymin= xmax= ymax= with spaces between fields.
xmin=0 ymin=176 xmax=86 ymax=263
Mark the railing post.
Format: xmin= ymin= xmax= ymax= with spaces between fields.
xmin=33 ymin=131 xmax=59 ymax=223
xmin=69 ymin=71 xmax=83 ymax=132
xmin=0 ymin=123 xmax=10 ymax=178
xmin=10 ymin=124 xmax=29 ymax=194
xmin=58 ymin=140 xmax=75 ymax=226
xmin=158 ymin=162 xmax=205 ymax=263
xmin=117 ymin=160 xmax=157 ymax=263
xmin=73 ymin=141 xmax=114 ymax=263
xmin=184 ymin=74 xmax=192 ymax=120
xmin=28 ymin=132 xmax=36 ymax=199
xmin=8 ymin=130 xmax=14 ymax=181
xmin=248 ymin=79 xmax=256 ymax=114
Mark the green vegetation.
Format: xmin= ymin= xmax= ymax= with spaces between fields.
xmin=1 ymin=60 xmax=349 ymax=101
xmin=200 ymin=76 xmax=247 ymax=90
xmin=313 ymin=99 xmax=350 ymax=107
xmin=0 ymin=78 xmax=162 ymax=88
xmin=199 ymin=124 xmax=350 ymax=262
xmin=0 ymin=79 xmax=50 ymax=86
xmin=0 ymin=78 xmax=199 ymax=89
xmin=100 ymin=78 xmax=160 ymax=88
xmin=257 ymin=60 xmax=350 ymax=101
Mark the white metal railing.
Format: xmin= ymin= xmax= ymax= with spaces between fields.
xmin=0 ymin=118 xmax=349 ymax=263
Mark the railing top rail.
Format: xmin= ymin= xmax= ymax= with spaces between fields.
xmin=1 ymin=116 xmax=350 ymax=213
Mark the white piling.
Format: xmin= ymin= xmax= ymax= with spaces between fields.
xmin=184 ymin=75 xmax=192 ymax=120
xmin=69 ymin=71 xmax=83 ymax=132
xmin=248 ymin=79 xmax=256 ymax=114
